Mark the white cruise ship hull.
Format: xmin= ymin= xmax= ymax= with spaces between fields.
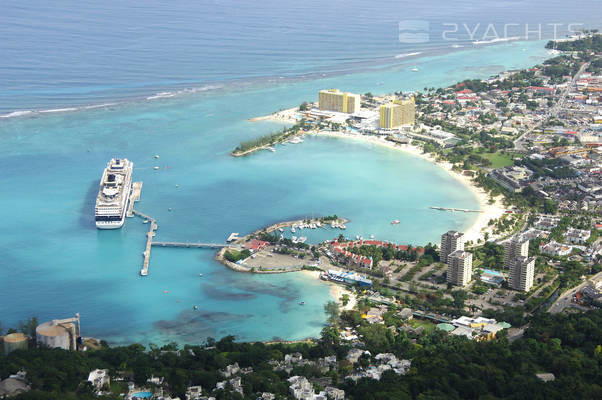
xmin=96 ymin=219 xmax=125 ymax=229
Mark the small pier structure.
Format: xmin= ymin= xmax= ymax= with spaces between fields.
xmin=429 ymin=206 xmax=482 ymax=213
xmin=133 ymin=209 xmax=157 ymax=276
xmin=127 ymin=182 xmax=143 ymax=217
xmin=152 ymin=242 xmax=227 ymax=249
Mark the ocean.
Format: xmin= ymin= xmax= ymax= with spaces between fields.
xmin=0 ymin=0 xmax=598 ymax=344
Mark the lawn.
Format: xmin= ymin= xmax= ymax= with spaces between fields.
xmin=408 ymin=318 xmax=436 ymax=333
xmin=481 ymin=151 xmax=515 ymax=168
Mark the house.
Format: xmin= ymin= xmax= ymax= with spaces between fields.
xmin=533 ymin=215 xmax=560 ymax=230
xmin=87 ymin=369 xmax=110 ymax=394
xmin=398 ymin=308 xmax=413 ymax=320
xmin=185 ymin=385 xmax=203 ymax=400
xmin=535 ymin=373 xmax=556 ymax=382
xmin=540 ymin=241 xmax=572 ymax=256
xmin=220 ymin=363 xmax=240 ymax=378
xmin=346 ymin=349 xmax=371 ymax=364
xmin=564 ymin=227 xmax=591 ymax=244
xmin=243 ymin=239 xmax=269 ymax=252
xmin=325 ymin=387 xmax=345 ymax=400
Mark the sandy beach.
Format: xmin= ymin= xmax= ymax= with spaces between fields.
xmin=313 ymin=130 xmax=506 ymax=244
xmin=249 ymin=106 xmax=300 ymax=124
xmin=300 ymin=270 xmax=357 ymax=311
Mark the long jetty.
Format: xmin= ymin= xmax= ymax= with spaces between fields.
xmin=152 ymin=242 xmax=227 ymax=249
xmin=132 ymin=209 xmax=157 ymax=276
xmin=429 ymin=206 xmax=483 ymax=213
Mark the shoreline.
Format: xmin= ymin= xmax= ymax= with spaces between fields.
xmin=311 ymin=130 xmax=506 ymax=244
xmin=215 ymin=217 xmax=349 ymax=273
xmin=299 ymin=270 xmax=357 ymax=312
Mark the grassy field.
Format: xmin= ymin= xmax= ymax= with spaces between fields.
xmin=408 ymin=318 xmax=436 ymax=333
xmin=481 ymin=151 xmax=515 ymax=168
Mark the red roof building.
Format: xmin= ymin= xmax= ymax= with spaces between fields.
xmin=244 ymin=239 xmax=269 ymax=252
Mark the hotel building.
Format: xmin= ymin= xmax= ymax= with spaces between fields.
xmin=440 ymin=230 xmax=465 ymax=264
xmin=318 ymin=89 xmax=361 ymax=113
xmin=379 ymin=97 xmax=415 ymax=129
xmin=508 ymin=256 xmax=535 ymax=292
xmin=503 ymin=235 xmax=529 ymax=269
xmin=447 ymin=250 xmax=473 ymax=287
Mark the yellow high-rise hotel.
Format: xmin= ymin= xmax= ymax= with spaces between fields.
xmin=379 ymin=97 xmax=415 ymax=129
xmin=318 ymin=89 xmax=361 ymax=113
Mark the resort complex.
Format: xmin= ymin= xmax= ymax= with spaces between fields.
xmin=379 ymin=97 xmax=415 ymax=129
xmin=318 ymin=89 xmax=361 ymax=114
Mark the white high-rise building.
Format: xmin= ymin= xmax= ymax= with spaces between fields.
xmin=504 ymin=235 xmax=529 ymax=269
xmin=440 ymin=231 xmax=465 ymax=264
xmin=447 ymin=250 xmax=473 ymax=287
xmin=509 ymin=256 xmax=535 ymax=292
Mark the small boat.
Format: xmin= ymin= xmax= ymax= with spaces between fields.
xmin=193 ymin=305 xmax=198 ymax=310
xmin=299 ymin=301 xmax=305 ymax=305
xmin=154 ymin=155 xmax=160 ymax=159
xmin=143 ymin=219 xmax=149 ymax=224
xmin=168 ymin=208 xmax=172 ymax=212
xmin=370 ymin=234 xmax=375 ymax=239
xmin=199 ymin=273 xmax=203 ymax=277
xmin=391 ymin=220 xmax=400 ymax=225
xmin=291 ymin=227 xmax=296 ymax=233
xmin=412 ymin=67 xmax=419 ymax=72
xmin=175 ymin=184 xmax=179 ymax=188
xmin=278 ymin=228 xmax=284 ymax=232
xmin=267 ymin=146 xmax=276 ymax=152
xmin=153 ymin=166 xmax=159 ymax=170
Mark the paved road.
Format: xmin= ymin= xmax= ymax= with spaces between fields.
xmin=548 ymin=270 xmax=602 ymax=313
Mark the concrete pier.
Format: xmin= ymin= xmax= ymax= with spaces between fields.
xmin=227 ymin=232 xmax=239 ymax=242
xmin=133 ymin=209 xmax=157 ymax=276
xmin=127 ymin=182 xmax=143 ymax=217
xmin=429 ymin=206 xmax=482 ymax=213
xmin=152 ymin=241 xmax=227 ymax=248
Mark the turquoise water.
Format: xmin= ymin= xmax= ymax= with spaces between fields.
xmin=0 ymin=40 xmax=550 ymax=345
xmin=130 ymin=392 xmax=152 ymax=399
xmin=1 ymin=0 xmax=595 ymax=344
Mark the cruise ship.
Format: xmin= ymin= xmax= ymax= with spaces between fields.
xmin=95 ymin=158 xmax=133 ymax=229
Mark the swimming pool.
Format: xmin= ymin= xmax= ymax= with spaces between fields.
xmin=130 ymin=392 xmax=152 ymax=399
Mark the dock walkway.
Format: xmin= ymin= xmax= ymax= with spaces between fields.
xmin=133 ymin=209 xmax=157 ymax=276
xmin=127 ymin=182 xmax=143 ymax=217
xmin=429 ymin=206 xmax=482 ymax=213
xmin=152 ymin=242 xmax=227 ymax=249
